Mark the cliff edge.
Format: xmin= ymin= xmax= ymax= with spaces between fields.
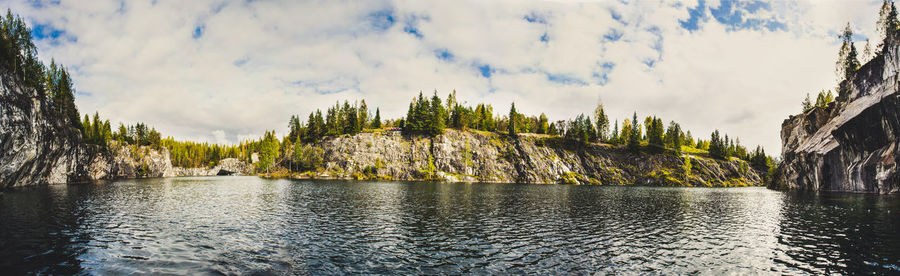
xmin=775 ymin=41 xmax=900 ymax=193
xmin=285 ymin=130 xmax=763 ymax=186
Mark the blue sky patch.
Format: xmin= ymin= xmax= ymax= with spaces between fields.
xmin=193 ymin=24 xmax=205 ymax=39
xmin=603 ymin=29 xmax=623 ymax=42
xmin=709 ymin=0 xmax=787 ymax=32
xmin=31 ymin=23 xmax=66 ymax=40
xmin=434 ymin=48 xmax=454 ymax=62
xmin=233 ymin=57 xmax=249 ymax=67
xmin=593 ymin=62 xmax=615 ymax=85
xmin=546 ymin=73 xmax=587 ymax=86
xmin=679 ymin=0 xmax=707 ymax=31
xmin=609 ymin=8 xmax=626 ymax=26
xmin=477 ymin=64 xmax=492 ymax=78
xmin=523 ymin=12 xmax=547 ymax=24
xmin=403 ymin=15 xmax=424 ymax=39
xmin=367 ymin=9 xmax=395 ymax=31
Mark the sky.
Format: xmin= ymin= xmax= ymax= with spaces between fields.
xmin=5 ymin=0 xmax=885 ymax=153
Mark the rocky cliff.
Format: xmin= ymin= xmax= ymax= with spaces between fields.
xmin=174 ymin=158 xmax=252 ymax=176
xmin=0 ymin=70 xmax=94 ymax=188
xmin=290 ymin=130 xmax=763 ymax=186
xmin=775 ymin=41 xmax=900 ymax=193
xmin=0 ymin=69 xmax=209 ymax=188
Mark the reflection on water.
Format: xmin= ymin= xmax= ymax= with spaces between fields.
xmin=0 ymin=176 xmax=898 ymax=274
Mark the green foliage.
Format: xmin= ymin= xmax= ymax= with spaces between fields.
xmin=508 ymin=102 xmax=518 ymax=137
xmin=610 ymin=120 xmax=619 ymax=144
xmin=0 ymin=10 xmax=81 ymax=130
xmin=665 ymin=121 xmax=682 ymax=155
xmin=627 ymin=112 xmax=641 ymax=152
xmin=682 ymin=156 xmax=692 ymax=182
xmin=594 ymin=103 xmax=609 ymax=141
xmin=548 ymin=122 xmax=559 ymax=136
xmin=537 ymin=113 xmax=549 ymax=134
xmin=403 ymin=91 xmax=447 ymax=136
xmin=836 ymin=23 xmax=861 ymax=81
xmin=256 ymin=130 xmax=280 ymax=172
xmin=709 ymin=130 xmax=729 ymax=159
xmin=802 ymin=93 xmax=813 ymax=112
xmin=647 ymin=116 xmax=664 ymax=151
xmin=163 ymin=137 xmax=244 ymax=168
xmin=565 ymin=114 xmax=596 ymax=145
xmin=371 ymin=108 xmax=382 ymax=129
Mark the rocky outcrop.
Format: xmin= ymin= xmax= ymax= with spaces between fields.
xmin=174 ymin=158 xmax=252 ymax=176
xmin=0 ymin=68 xmax=196 ymax=189
xmin=0 ymin=70 xmax=95 ymax=188
xmin=293 ymin=130 xmax=762 ymax=186
xmin=88 ymin=145 xmax=176 ymax=180
xmin=775 ymin=41 xmax=900 ymax=193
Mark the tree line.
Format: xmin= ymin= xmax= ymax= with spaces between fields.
xmin=805 ymin=0 xmax=899 ymax=112
xmin=1 ymin=10 xmax=81 ymax=132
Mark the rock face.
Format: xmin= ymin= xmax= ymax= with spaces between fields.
xmin=88 ymin=145 xmax=176 ymax=180
xmin=174 ymin=158 xmax=252 ymax=176
xmin=775 ymin=42 xmax=900 ymax=193
xmin=299 ymin=130 xmax=762 ymax=186
xmin=0 ymin=69 xmax=188 ymax=188
xmin=0 ymin=70 xmax=94 ymax=188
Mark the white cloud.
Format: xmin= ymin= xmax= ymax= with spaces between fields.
xmin=4 ymin=0 xmax=883 ymax=154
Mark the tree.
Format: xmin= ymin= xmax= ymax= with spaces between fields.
xmin=647 ymin=117 xmax=664 ymax=150
xmin=508 ymin=102 xmax=518 ymax=137
xmin=802 ymin=93 xmax=812 ymax=112
xmin=863 ymin=39 xmax=873 ymax=62
xmin=665 ymin=121 xmax=682 ymax=155
xmin=611 ymin=119 xmax=619 ymax=144
xmin=815 ymin=91 xmax=826 ymax=108
xmin=878 ymin=0 xmax=899 ymax=43
xmin=288 ymin=115 xmax=302 ymax=141
xmin=427 ymin=91 xmax=445 ymax=136
xmin=628 ymin=112 xmax=640 ymax=152
xmin=595 ymin=102 xmax=609 ymax=141
xmin=292 ymin=136 xmax=303 ymax=172
xmin=372 ymin=108 xmax=382 ymax=129
xmin=548 ymin=122 xmax=559 ymax=136
xmin=358 ymin=100 xmax=369 ymax=130
xmin=537 ymin=113 xmax=549 ymax=134
xmin=836 ymin=23 xmax=861 ymax=81
xmin=257 ymin=130 xmax=279 ymax=173
xmin=709 ymin=130 xmax=729 ymax=159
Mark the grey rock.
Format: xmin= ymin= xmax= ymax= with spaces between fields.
xmin=775 ymin=40 xmax=900 ymax=193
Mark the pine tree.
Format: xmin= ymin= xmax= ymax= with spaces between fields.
xmin=537 ymin=113 xmax=549 ymax=134
xmin=548 ymin=122 xmax=559 ymax=136
xmin=508 ymin=103 xmax=518 ymax=137
xmin=372 ymin=108 xmax=382 ymax=129
xmin=628 ymin=112 xmax=640 ymax=152
xmin=802 ymin=93 xmax=812 ymax=112
xmin=611 ymin=120 xmax=619 ymax=144
xmin=595 ymin=103 xmax=609 ymax=141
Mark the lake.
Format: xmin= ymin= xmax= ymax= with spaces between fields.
xmin=0 ymin=176 xmax=898 ymax=274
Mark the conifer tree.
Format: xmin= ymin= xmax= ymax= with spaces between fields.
xmin=508 ymin=103 xmax=518 ymax=137
xmin=628 ymin=112 xmax=640 ymax=152
xmin=372 ymin=108 xmax=382 ymax=129
xmin=595 ymin=103 xmax=609 ymax=141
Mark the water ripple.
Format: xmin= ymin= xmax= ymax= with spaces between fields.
xmin=1 ymin=177 xmax=899 ymax=274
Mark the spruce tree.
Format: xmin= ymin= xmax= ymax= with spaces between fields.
xmin=508 ymin=103 xmax=518 ymax=137
xmin=372 ymin=108 xmax=382 ymax=129
xmin=628 ymin=112 xmax=640 ymax=152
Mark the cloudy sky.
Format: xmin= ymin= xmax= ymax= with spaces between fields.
xmin=6 ymin=0 xmax=883 ymax=153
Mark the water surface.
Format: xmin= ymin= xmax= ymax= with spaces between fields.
xmin=1 ymin=176 xmax=898 ymax=274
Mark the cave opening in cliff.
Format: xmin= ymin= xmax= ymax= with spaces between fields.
xmin=216 ymin=170 xmax=235 ymax=176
